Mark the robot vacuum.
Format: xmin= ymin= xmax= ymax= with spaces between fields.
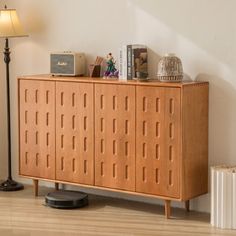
xmin=45 ymin=190 xmax=88 ymax=209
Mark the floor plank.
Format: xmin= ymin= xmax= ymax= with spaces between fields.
xmin=0 ymin=185 xmax=235 ymax=236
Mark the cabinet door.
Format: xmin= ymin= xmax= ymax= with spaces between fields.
xmin=95 ymin=84 xmax=135 ymax=191
xmin=19 ymin=80 xmax=56 ymax=179
xmin=136 ymin=86 xmax=181 ymax=198
xmin=55 ymin=82 xmax=94 ymax=185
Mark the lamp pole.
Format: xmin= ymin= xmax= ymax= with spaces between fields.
xmin=0 ymin=38 xmax=24 ymax=191
xmin=5 ymin=38 xmax=13 ymax=181
xmin=0 ymin=5 xmax=28 ymax=191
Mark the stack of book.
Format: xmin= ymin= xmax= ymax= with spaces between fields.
xmin=119 ymin=44 xmax=148 ymax=80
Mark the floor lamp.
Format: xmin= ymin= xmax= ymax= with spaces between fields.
xmin=0 ymin=6 xmax=28 ymax=191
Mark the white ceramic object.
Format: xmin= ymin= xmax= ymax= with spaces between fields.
xmin=211 ymin=166 xmax=236 ymax=229
xmin=157 ymin=53 xmax=183 ymax=82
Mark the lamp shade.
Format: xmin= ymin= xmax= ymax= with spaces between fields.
xmin=0 ymin=8 xmax=28 ymax=38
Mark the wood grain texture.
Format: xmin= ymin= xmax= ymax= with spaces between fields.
xmin=55 ymin=183 xmax=59 ymax=190
xmin=21 ymin=176 xmax=181 ymax=201
xmin=18 ymin=74 xmax=208 ymax=88
xmin=185 ymin=200 xmax=190 ymax=212
xmin=94 ymin=84 xmax=136 ymax=191
xmin=55 ymin=82 xmax=94 ymax=185
xmin=181 ymin=84 xmax=209 ymax=200
xmin=18 ymin=77 xmax=209 ymax=219
xmin=19 ymin=80 xmax=56 ymax=179
xmin=165 ymin=200 xmax=171 ymax=219
xmin=33 ymin=179 xmax=39 ymax=197
xmin=136 ymin=86 xmax=181 ymax=198
xmin=0 ymin=185 xmax=235 ymax=236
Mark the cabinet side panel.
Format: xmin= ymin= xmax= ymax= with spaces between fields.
xmin=94 ymin=84 xmax=136 ymax=191
xmin=55 ymin=82 xmax=94 ymax=185
xmin=136 ymin=86 xmax=181 ymax=198
xmin=181 ymin=84 xmax=209 ymax=200
xmin=19 ymin=80 xmax=56 ymax=179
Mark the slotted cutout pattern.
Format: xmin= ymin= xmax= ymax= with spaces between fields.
xmin=95 ymin=84 xmax=135 ymax=191
xmin=35 ymin=112 xmax=38 ymax=125
xmin=46 ymin=113 xmax=49 ymax=126
xmin=25 ymin=152 xmax=28 ymax=165
xmin=25 ymin=111 xmax=28 ymax=124
xmin=125 ymin=120 xmax=129 ymax=134
xmin=125 ymin=165 xmax=129 ymax=179
xmin=55 ymin=82 xmax=94 ymax=185
xmin=136 ymin=86 xmax=181 ymax=198
xmin=46 ymin=90 xmax=49 ymax=104
xmin=19 ymin=80 xmax=55 ymax=179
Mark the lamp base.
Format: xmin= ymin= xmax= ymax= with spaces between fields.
xmin=0 ymin=178 xmax=24 ymax=191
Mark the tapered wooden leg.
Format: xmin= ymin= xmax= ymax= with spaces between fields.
xmin=185 ymin=200 xmax=190 ymax=212
xmin=55 ymin=183 xmax=59 ymax=191
xmin=33 ymin=179 xmax=39 ymax=197
xmin=165 ymin=200 xmax=171 ymax=219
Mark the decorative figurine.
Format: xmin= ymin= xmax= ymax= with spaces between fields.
xmin=104 ymin=53 xmax=119 ymax=78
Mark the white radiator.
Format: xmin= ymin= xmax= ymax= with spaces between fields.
xmin=211 ymin=166 xmax=236 ymax=229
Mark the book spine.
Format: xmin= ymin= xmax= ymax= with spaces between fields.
xmin=127 ymin=45 xmax=132 ymax=80
xmin=118 ymin=48 xmax=123 ymax=80
xmin=122 ymin=45 xmax=127 ymax=80
xmin=132 ymin=46 xmax=135 ymax=79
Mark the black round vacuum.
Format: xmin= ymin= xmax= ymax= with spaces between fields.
xmin=45 ymin=190 xmax=88 ymax=209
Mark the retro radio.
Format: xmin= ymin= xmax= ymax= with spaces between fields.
xmin=50 ymin=52 xmax=85 ymax=76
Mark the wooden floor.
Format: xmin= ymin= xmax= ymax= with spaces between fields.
xmin=0 ymin=186 xmax=235 ymax=236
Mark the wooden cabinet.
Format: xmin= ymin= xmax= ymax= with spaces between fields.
xmin=55 ymin=82 xmax=94 ymax=185
xmin=18 ymin=75 xmax=209 ymax=218
xmin=19 ymin=80 xmax=56 ymax=180
xmin=136 ymin=86 xmax=181 ymax=198
xmin=94 ymin=84 xmax=136 ymax=191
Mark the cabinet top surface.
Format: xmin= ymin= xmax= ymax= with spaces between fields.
xmin=18 ymin=74 xmax=209 ymax=88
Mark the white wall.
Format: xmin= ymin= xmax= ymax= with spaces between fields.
xmin=2 ymin=0 xmax=236 ymax=213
